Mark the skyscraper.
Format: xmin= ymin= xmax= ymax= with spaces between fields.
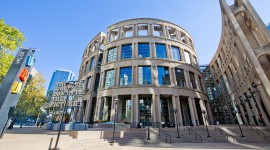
xmin=46 ymin=69 xmax=75 ymax=100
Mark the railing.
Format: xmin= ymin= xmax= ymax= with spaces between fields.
xmin=131 ymin=122 xmax=161 ymax=128
xmin=215 ymin=126 xmax=235 ymax=143
xmin=158 ymin=127 xmax=172 ymax=143
xmin=251 ymin=126 xmax=270 ymax=142
xmin=186 ymin=127 xmax=202 ymax=143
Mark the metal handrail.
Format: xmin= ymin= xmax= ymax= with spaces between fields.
xmin=186 ymin=127 xmax=202 ymax=143
xmin=251 ymin=126 xmax=270 ymax=142
xmin=158 ymin=127 xmax=172 ymax=143
xmin=214 ymin=126 xmax=235 ymax=143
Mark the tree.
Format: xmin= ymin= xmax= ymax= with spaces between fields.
xmin=0 ymin=19 xmax=25 ymax=83
xmin=14 ymin=73 xmax=47 ymax=126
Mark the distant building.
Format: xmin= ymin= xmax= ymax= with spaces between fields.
xmin=46 ymin=69 xmax=75 ymax=100
xmin=210 ymin=0 xmax=270 ymax=126
xmin=267 ymin=23 xmax=270 ymax=30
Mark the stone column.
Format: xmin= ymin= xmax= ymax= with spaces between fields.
xmin=176 ymin=96 xmax=183 ymax=125
xmin=133 ymin=43 xmax=137 ymax=58
xmin=148 ymin=24 xmax=153 ymax=36
xmin=171 ymin=67 xmax=177 ymax=86
xmin=132 ymin=95 xmax=139 ymax=127
xmin=94 ymin=97 xmax=101 ymax=121
xmin=180 ymin=48 xmax=185 ymax=62
xmin=102 ymin=50 xmax=107 ymax=65
xmin=115 ymin=67 xmax=119 ymax=87
xmin=133 ymin=66 xmax=137 ymax=85
xmin=192 ymin=99 xmax=199 ymax=125
xmin=205 ymin=101 xmax=214 ymax=125
xmin=134 ymin=24 xmax=138 ymax=37
xmin=153 ymin=66 xmax=158 ymax=86
xmin=117 ymin=45 xmax=121 ymax=61
xmin=85 ymin=98 xmax=93 ymax=123
xmin=169 ymin=67 xmax=174 ymax=86
xmin=166 ymin=44 xmax=171 ymax=59
xmin=185 ymin=70 xmax=191 ymax=88
xmin=110 ymin=96 xmax=118 ymax=122
xmin=188 ymin=97 xmax=196 ymax=126
xmin=150 ymin=42 xmax=155 ymax=58
xmin=155 ymin=95 xmax=161 ymax=123
xmin=199 ymin=99 xmax=208 ymax=125
xmin=162 ymin=25 xmax=167 ymax=38
xmin=152 ymin=94 xmax=156 ymax=123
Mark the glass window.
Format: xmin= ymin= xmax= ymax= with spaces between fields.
xmin=84 ymin=62 xmax=88 ymax=73
xmin=175 ymin=68 xmax=185 ymax=87
xmin=153 ymin=24 xmax=163 ymax=36
xmin=189 ymin=72 xmax=197 ymax=89
xmin=122 ymin=25 xmax=133 ymax=37
xmin=138 ymin=43 xmax=150 ymax=58
xmin=139 ymin=96 xmax=152 ymax=124
xmin=138 ymin=66 xmax=152 ymax=84
xmin=104 ymin=69 xmax=115 ymax=88
xmin=171 ymin=46 xmax=181 ymax=61
xmin=180 ymin=32 xmax=187 ymax=44
xmin=90 ymin=57 xmax=95 ymax=70
xmin=119 ymin=67 xmax=132 ymax=86
xmin=138 ymin=24 xmax=148 ymax=36
xmin=94 ymin=74 xmax=100 ymax=92
xmin=109 ymin=28 xmax=118 ymax=42
xmin=157 ymin=66 xmax=170 ymax=85
xmin=155 ymin=44 xmax=167 ymax=58
xmin=184 ymin=50 xmax=191 ymax=64
xmin=85 ymin=77 xmax=92 ymax=92
xmin=107 ymin=47 xmax=117 ymax=62
xmin=121 ymin=44 xmax=132 ymax=59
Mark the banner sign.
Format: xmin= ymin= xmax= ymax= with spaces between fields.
xmin=45 ymin=81 xmax=84 ymax=108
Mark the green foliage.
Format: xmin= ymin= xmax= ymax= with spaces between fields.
xmin=0 ymin=19 xmax=26 ymax=84
xmin=15 ymin=74 xmax=48 ymax=120
xmin=0 ymin=19 xmax=25 ymax=51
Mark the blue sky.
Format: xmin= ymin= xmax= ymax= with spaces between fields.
xmin=1 ymin=0 xmax=270 ymax=90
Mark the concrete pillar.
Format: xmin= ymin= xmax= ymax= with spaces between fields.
xmin=155 ymin=95 xmax=161 ymax=123
xmin=150 ymin=42 xmax=155 ymax=58
xmin=192 ymin=99 xmax=199 ymax=124
xmin=131 ymin=95 xmax=139 ymax=127
xmin=134 ymin=24 xmax=138 ymax=37
xmin=166 ymin=44 xmax=171 ymax=59
xmin=199 ymin=99 xmax=209 ymax=125
xmin=162 ymin=25 xmax=167 ymax=38
xmin=133 ymin=66 xmax=137 ymax=85
xmin=102 ymin=50 xmax=107 ymax=65
xmin=205 ymin=101 xmax=214 ymax=125
xmin=180 ymin=48 xmax=185 ymax=62
xmin=169 ymin=67 xmax=174 ymax=86
xmin=94 ymin=97 xmax=101 ymax=121
xmin=188 ymin=97 xmax=196 ymax=126
xmin=171 ymin=67 xmax=176 ymax=86
xmin=117 ymin=45 xmax=121 ymax=61
xmin=185 ymin=70 xmax=191 ymax=88
xmin=153 ymin=66 xmax=158 ymax=85
xmin=175 ymin=96 xmax=183 ymax=125
xmin=152 ymin=94 xmax=156 ymax=123
xmin=148 ymin=24 xmax=153 ymax=36
xmin=115 ymin=67 xmax=119 ymax=86
xmin=133 ymin=43 xmax=137 ymax=58
xmin=85 ymin=98 xmax=93 ymax=123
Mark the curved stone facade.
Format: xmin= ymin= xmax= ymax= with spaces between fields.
xmin=210 ymin=0 xmax=270 ymax=126
xmin=79 ymin=18 xmax=211 ymax=127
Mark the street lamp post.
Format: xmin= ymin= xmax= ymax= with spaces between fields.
xmin=111 ymin=98 xmax=119 ymax=145
xmin=54 ymin=81 xmax=75 ymax=150
xmin=202 ymin=110 xmax=210 ymax=138
xmin=232 ymin=110 xmax=245 ymax=137
xmin=173 ymin=108 xmax=181 ymax=138
xmin=146 ymin=98 xmax=150 ymax=140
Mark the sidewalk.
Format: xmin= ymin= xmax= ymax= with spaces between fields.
xmin=1 ymin=127 xmax=270 ymax=150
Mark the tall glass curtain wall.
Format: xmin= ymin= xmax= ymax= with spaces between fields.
xmin=121 ymin=44 xmax=132 ymax=59
xmin=138 ymin=66 xmax=152 ymax=84
xmin=119 ymin=67 xmax=132 ymax=85
xmin=157 ymin=67 xmax=170 ymax=85
xmin=138 ymin=43 xmax=150 ymax=58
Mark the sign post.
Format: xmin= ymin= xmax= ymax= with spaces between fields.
xmin=0 ymin=48 xmax=36 ymax=138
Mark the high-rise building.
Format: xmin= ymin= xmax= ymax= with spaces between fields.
xmin=46 ymin=69 xmax=75 ymax=100
xmin=210 ymin=0 xmax=270 ymax=126
xmin=78 ymin=18 xmax=213 ymax=127
xmin=267 ymin=23 xmax=270 ymax=30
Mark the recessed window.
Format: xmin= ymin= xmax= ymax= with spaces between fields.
xmin=153 ymin=24 xmax=163 ymax=37
xmin=138 ymin=24 xmax=148 ymax=36
xmin=184 ymin=50 xmax=191 ymax=64
xmin=109 ymin=28 xmax=118 ymax=42
xmin=85 ymin=77 xmax=92 ymax=92
xmin=90 ymin=57 xmax=95 ymax=70
xmin=107 ymin=47 xmax=117 ymax=62
xmin=189 ymin=72 xmax=196 ymax=89
xmin=104 ymin=69 xmax=115 ymax=88
xmin=168 ymin=27 xmax=177 ymax=40
xmin=138 ymin=66 xmax=152 ymax=84
xmin=157 ymin=66 xmax=170 ymax=85
xmin=122 ymin=25 xmax=133 ymax=38
xmin=175 ymin=68 xmax=185 ymax=87
xmin=138 ymin=43 xmax=150 ymax=58
xmin=171 ymin=46 xmax=181 ymax=61
xmin=193 ymin=56 xmax=198 ymax=67
xmin=121 ymin=44 xmax=132 ymax=59
xmin=180 ymin=32 xmax=187 ymax=44
xmin=84 ymin=62 xmax=88 ymax=73
xmin=119 ymin=67 xmax=132 ymax=86
xmin=155 ymin=43 xmax=167 ymax=58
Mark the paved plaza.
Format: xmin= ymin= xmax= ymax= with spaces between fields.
xmin=1 ymin=127 xmax=270 ymax=150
